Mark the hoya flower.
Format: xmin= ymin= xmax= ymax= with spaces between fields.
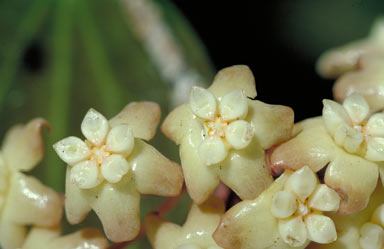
xmin=214 ymin=166 xmax=339 ymax=249
xmin=316 ymin=17 xmax=384 ymax=78
xmin=20 ymin=226 xmax=108 ymax=249
xmin=53 ymin=102 xmax=183 ymax=242
xmin=0 ymin=119 xmax=62 ymax=249
xmin=162 ymin=65 xmax=294 ymax=204
xmin=146 ymin=196 xmax=224 ymax=249
xmin=270 ymin=94 xmax=384 ymax=214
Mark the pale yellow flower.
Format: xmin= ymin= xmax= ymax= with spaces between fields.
xmin=162 ymin=65 xmax=294 ymax=204
xmin=213 ymin=167 xmax=339 ymax=249
xmin=0 ymin=119 xmax=62 ymax=249
xmin=146 ymin=196 xmax=224 ymax=249
xmin=53 ymin=102 xmax=184 ymax=242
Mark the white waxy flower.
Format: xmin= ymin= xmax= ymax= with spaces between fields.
xmin=219 ymin=90 xmax=248 ymax=121
xmin=53 ymin=137 xmax=91 ymax=165
xmin=304 ymin=214 xmax=337 ymax=244
xmin=105 ymin=125 xmax=134 ymax=156
xmin=198 ymin=136 xmax=227 ymax=166
xmin=225 ymin=120 xmax=254 ymax=150
xmin=284 ymin=166 xmax=317 ymax=202
xmin=308 ymin=184 xmax=340 ymax=212
xmin=323 ymin=93 xmax=384 ymax=161
xmin=100 ymin=154 xmax=129 ymax=183
xmin=81 ymin=109 xmax=110 ymax=147
xmin=70 ymin=160 xmax=102 ymax=189
xmin=359 ymin=223 xmax=384 ymax=249
xmin=278 ymin=216 xmax=307 ymax=247
xmin=190 ymin=86 xmax=217 ymax=120
xmin=270 ymin=191 xmax=297 ymax=219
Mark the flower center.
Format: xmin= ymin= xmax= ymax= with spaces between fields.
xmin=90 ymin=145 xmax=111 ymax=165
xmin=297 ymin=202 xmax=309 ymax=216
xmin=204 ymin=116 xmax=228 ymax=138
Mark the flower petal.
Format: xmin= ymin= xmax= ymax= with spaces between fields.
xmin=90 ymin=179 xmax=140 ymax=242
xmin=208 ymin=65 xmax=257 ymax=99
xmin=372 ymin=204 xmax=384 ymax=227
xmin=3 ymin=173 xmax=62 ymax=227
xmin=70 ymin=160 xmax=103 ymax=189
xmin=342 ymin=93 xmax=370 ymax=124
xmin=198 ymin=136 xmax=227 ymax=166
xmin=366 ymin=137 xmax=384 ymax=161
xmin=218 ymin=139 xmax=273 ymax=200
xmin=176 ymin=244 xmax=200 ymax=249
xmin=284 ymin=166 xmax=317 ymax=202
xmin=161 ymin=104 xmax=194 ymax=145
xmin=219 ymin=90 xmax=248 ymax=121
xmin=81 ymin=108 xmax=109 ymax=146
xmin=0 ymin=219 xmax=26 ymax=249
xmin=305 ymin=214 xmax=337 ymax=244
xmin=325 ymin=152 xmax=378 ymax=214
xmin=225 ymin=120 xmax=253 ymax=150
xmin=323 ymin=99 xmax=352 ymax=136
xmin=247 ymin=100 xmax=294 ymax=149
xmin=130 ymin=139 xmax=183 ymax=196
xmin=278 ymin=216 xmax=307 ymax=247
xmin=109 ymin=102 xmax=161 ymax=141
xmin=366 ymin=113 xmax=384 ymax=137
xmin=308 ymin=184 xmax=340 ymax=212
xmin=105 ymin=125 xmax=134 ymax=156
xmin=101 ymin=155 xmax=129 ymax=183
xmin=359 ymin=223 xmax=384 ymax=249
xmin=270 ymin=191 xmax=297 ymax=219
xmin=2 ymin=118 xmax=49 ymax=172
xmin=189 ymin=86 xmax=217 ymax=120
xmin=53 ymin=136 xmax=91 ymax=165
xmin=334 ymin=123 xmax=364 ymax=153
xmin=145 ymin=213 xmax=181 ymax=249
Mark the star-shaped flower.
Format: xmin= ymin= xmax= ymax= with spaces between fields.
xmin=162 ymin=65 xmax=294 ymax=204
xmin=213 ymin=166 xmax=339 ymax=249
xmin=270 ymin=94 xmax=384 ymax=214
xmin=53 ymin=102 xmax=184 ymax=242
xmin=0 ymin=119 xmax=62 ymax=249
xmin=146 ymin=196 xmax=224 ymax=249
xmin=316 ymin=17 xmax=384 ymax=79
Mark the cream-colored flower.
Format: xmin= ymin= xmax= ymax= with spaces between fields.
xmin=146 ymin=196 xmax=224 ymax=249
xmin=213 ymin=167 xmax=339 ymax=249
xmin=53 ymin=102 xmax=183 ymax=242
xmin=316 ymin=17 xmax=384 ymax=78
xmin=162 ymin=65 xmax=294 ymax=204
xmin=20 ymin=226 xmax=108 ymax=249
xmin=0 ymin=119 xmax=62 ymax=249
xmin=323 ymin=93 xmax=384 ymax=161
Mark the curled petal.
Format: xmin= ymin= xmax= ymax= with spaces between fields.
xmin=189 ymin=86 xmax=217 ymax=120
xmin=366 ymin=137 xmax=384 ymax=161
xmin=109 ymin=102 xmax=161 ymax=141
xmin=2 ymin=118 xmax=49 ymax=172
xmin=284 ymin=166 xmax=317 ymax=202
xmin=81 ymin=108 xmax=109 ymax=146
xmin=308 ymin=184 xmax=340 ymax=212
xmin=53 ymin=136 xmax=91 ymax=166
xmin=225 ymin=120 xmax=253 ymax=150
xmin=322 ymin=99 xmax=352 ymax=136
xmin=219 ymin=90 xmax=248 ymax=121
xmin=105 ymin=125 xmax=134 ymax=156
xmin=198 ymin=136 xmax=227 ymax=166
xmin=359 ymin=223 xmax=384 ymax=249
xmin=366 ymin=113 xmax=384 ymax=137
xmin=70 ymin=160 xmax=103 ymax=189
xmin=342 ymin=93 xmax=370 ymax=124
xmin=101 ymin=155 xmax=129 ymax=183
xmin=279 ymin=216 xmax=307 ymax=247
xmin=209 ymin=65 xmax=257 ymax=98
xmin=305 ymin=214 xmax=337 ymax=244
xmin=270 ymin=191 xmax=297 ymax=218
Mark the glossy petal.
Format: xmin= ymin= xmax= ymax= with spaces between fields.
xmin=366 ymin=137 xmax=384 ymax=161
xmin=219 ymin=90 xmax=247 ymax=121
xmin=109 ymin=102 xmax=161 ymax=141
xmin=284 ymin=166 xmax=317 ymax=202
xmin=322 ymin=99 xmax=352 ymax=136
xmin=325 ymin=152 xmax=378 ymax=214
xmin=218 ymin=139 xmax=273 ymax=200
xmin=198 ymin=136 xmax=227 ymax=166
xmin=334 ymin=123 xmax=364 ymax=153
xmin=0 ymin=219 xmax=26 ymax=249
xmin=308 ymin=184 xmax=341 ymax=212
xmin=247 ymin=100 xmax=294 ymax=149
xmin=53 ymin=136 xmax=91 ymax=166
xmin=70 ymin=160 xmax=103 ymax=189
xmin=105 ymin=125 xmax=134 ymax=156
xmin=366 ymin=113 xmax=384 ymax=137
xmin=225 ymin=120 xmax=253 ymax=150
xmin=21 ymin=227 xmax=108 ymax=249
xmin=161 ymin=104 xmax=194 ymax=145
xmin=189 ymin=86 xmax=217 ymax=121
xmin=371 ymin=204 xmax=384 ymax=227
xmin=208 ymin=65 xmax=257 ymax=98
xmin=130 ymin=139 xmax=183 ymax=196
xmin=81 ymin=109 xmax=109 ymax=146
xmin=270 ymin=191 xmax=297 ymax=219
xmin=359 ymin=223 xmax=383 ymax=249
xmin=100 ymin=155 xmax=129 ymax=183
xmin=279 ymin=216 xmax=307 ymax=247
xmin=342 ymin=93 xmax=370 ymax=124
xmin=2 ymin=118 xmax=49 ymax=172
xmin=305 ymin=214 xmax=337 ymax=244
xmin=3 ymin=173 xmax=62 ymax=227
